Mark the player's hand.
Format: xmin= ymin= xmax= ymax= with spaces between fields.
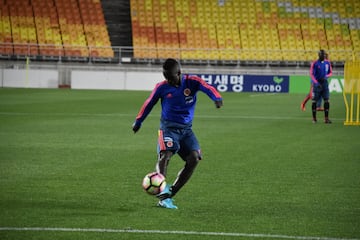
xmin=215 ymin=100 xmax=223 ymax=108
xmin=132 ymin=122 xmax=141 ymax=133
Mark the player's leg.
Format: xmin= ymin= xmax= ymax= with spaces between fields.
xmin=323 ymin=99 xmax=331 ymax=123
xmin=301 ymin=94 xmax=311 ymax=111
xmin=171 ymin=150 xmax=200 ymax=197
xmin=323 ymin=83 xmax=331 ymax=123
xmin=156 ymin=150 xmax=178 ymax=209
xmin=156 ymin=150 xmax=173 ymax=177
xmin=301 ymin=84 xmax=313 ymax=111
xmin=171 ymin=129 xmax=201 ymax=197
xmin=316 ymin=97 xmax=324 ymax=111
xmin=156 ymin=128 xmax=178 ymax=177
xmin=311 ymin=86 xmax=320 ymax=123
xmin=155 ymin=128 xmax=179 ymax=209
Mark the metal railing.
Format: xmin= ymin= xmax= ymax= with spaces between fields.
xmin=1 ymin=43 xmax=359 ymax=66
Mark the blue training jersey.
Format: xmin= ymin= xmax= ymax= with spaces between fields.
xmin=135 ymin=74 xmax=222 ymax=125
xmin=310 ymin=59 xmax=332 ymax=84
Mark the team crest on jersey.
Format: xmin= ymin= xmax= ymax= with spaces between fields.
xmin=184 ymin=88 xmax=191 ymax=96
xmin=166 ymin=141 xmax=173 ymax=147
xmin=164 ymin=137 xmax=174 ymax=148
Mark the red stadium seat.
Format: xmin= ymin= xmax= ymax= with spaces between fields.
xmin=0 ymin=0 xmax=112 ymax=58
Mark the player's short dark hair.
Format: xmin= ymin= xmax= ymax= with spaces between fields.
xmin=163 ymin=58 xmax=180 ymax=72
xmin=163 ymin=58 xmax=181 ymax=80
xmin=319 ymin=49 xmax=326 ymax=56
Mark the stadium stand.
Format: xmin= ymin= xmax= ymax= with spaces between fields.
xmin=130 ymin=0 xmax=360 ymax=62
xmin=0 ymin=0 xmax=113 ymax=59
xmin=1 ymin=0 xmax=360 ymax=63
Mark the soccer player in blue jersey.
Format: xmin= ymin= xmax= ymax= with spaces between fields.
xmin=310 ymin=49 xmax=332 ymax=123
xmin=300 ymin=52 xmax=330 ymax=112
xmin=132 ymin=58 xmax=223 ymax=209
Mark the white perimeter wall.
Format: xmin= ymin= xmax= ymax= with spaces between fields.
xmin=0 ymin=69 xmax=163 ymax=90
xmin=71 ymin=71 xmax=163 ymax=90
xmin=1 ymin=69 xmax=58 ymax=88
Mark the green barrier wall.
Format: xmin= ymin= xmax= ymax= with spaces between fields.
xmin=289 ymin=75 xmax=344 ymax=94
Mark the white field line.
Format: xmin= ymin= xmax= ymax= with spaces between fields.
xmin=249 ymin=93 xmax=278 ymax=97
xmin=0 ymin=227 xmax=358 ymax=240
xmin=0 ymin=112 xmax=344 ymax=121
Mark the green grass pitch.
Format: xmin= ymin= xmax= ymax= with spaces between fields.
xmin=0 ymin=88 xmax=359 ymax=240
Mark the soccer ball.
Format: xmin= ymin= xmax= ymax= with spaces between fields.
xmin=142 ymin=172 xmax=166 ymax=195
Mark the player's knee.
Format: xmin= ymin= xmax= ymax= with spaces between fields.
xmin=186 ymin=151 xmax=200 ymax=167
xmin=159 ymin=150 xmax=172 ymax=162
xmin=157 ymin=151 xmax=173 ymax=175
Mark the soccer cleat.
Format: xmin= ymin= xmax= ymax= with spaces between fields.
xmin=312 ymin=118 xmax=317 ymax=124
xmin=156 ymin=183 xmax=172 ymax=200
xmin=157 ymin=198 xmax=178 ymax=209
xmin=300 ymin=103 xmax=306 ymax=111
xmin=324 ymin=119 xmax=332 ymax=124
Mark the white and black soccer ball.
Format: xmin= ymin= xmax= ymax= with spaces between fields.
xmin=142 ymin=172 xmax=166 ymax=195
